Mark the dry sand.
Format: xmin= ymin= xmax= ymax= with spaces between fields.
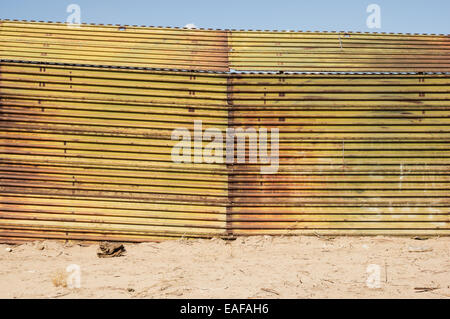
xmin=0 ymin=236 xmax=449 ymax=299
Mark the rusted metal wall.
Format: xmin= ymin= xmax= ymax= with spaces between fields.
xmin=1 ymin=20 xmax=449 ymax=73
xmin=0 ymin=62 xmax=449 ymax=241
xmin=229 ymin=73 xmax=450 ymax=235
xmin=0 ymin=20 xmax=229 ymax=71
xmin=0 ymin=61 xmax=229 ymax=243
xmin=0 ymin=20 xmax=449 ymax=241
xmin=230 ymin=31 xmax=450 ymax=72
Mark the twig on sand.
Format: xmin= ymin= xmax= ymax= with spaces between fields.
xmin=261 ymin=288 xmax=280 ymax=296
xmin=49 ymin=291 xmax=71 ymax=298
xmin=414 ymin=287 xmax=440 ymax=293
xmin=385 ymin=260 xmax=388 ymax=283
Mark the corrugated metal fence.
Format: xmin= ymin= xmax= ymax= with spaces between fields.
xmin=229 ymin=31 xmax=450 ymax=72
xmin=0 ymin=20 xmax=449 ymax=242
xmin=1 ymin=20 xmax=449 ymax=72
xmin=0 ymin=20 xmax=229 ymax=71
xmin=228 ymin=73 xmax=450 ymax=236
xmin=0 ymin=61 xmax=229 ymax=242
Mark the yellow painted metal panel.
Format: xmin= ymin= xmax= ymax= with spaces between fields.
xmin=228 ymin=72 xmax=449 ymax=235
xmin=230 ymin=30 xmax=450 ymax=72
xmin=0 ymin=20 xmax=229 ymax=71
xmin=0 ymin=61 xmax=229 ymax=241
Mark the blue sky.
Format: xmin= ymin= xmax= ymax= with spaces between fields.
xmin=0 ymin=0 xmax=449 ymax=34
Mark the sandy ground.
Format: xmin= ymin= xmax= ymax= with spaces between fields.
xmin=0 ymin=236 xmax=449 ymax=299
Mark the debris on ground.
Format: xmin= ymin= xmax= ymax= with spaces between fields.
xmin=414 ymin=287 xmax=439 ymax=293
xmin=261 ymin=288 xmax=280 ymax=296
xmin=36 ymin=242 xmax=46 ymax=250
xmin=408 ymin=246 xmax=433 ymax=253
xmin=51 ymin=269 xmax=68 ymax=288
xmin=412 ymin=236 xmax=429 ymax=240
xmin=97 ymin=242 xmax=126 ymax=258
